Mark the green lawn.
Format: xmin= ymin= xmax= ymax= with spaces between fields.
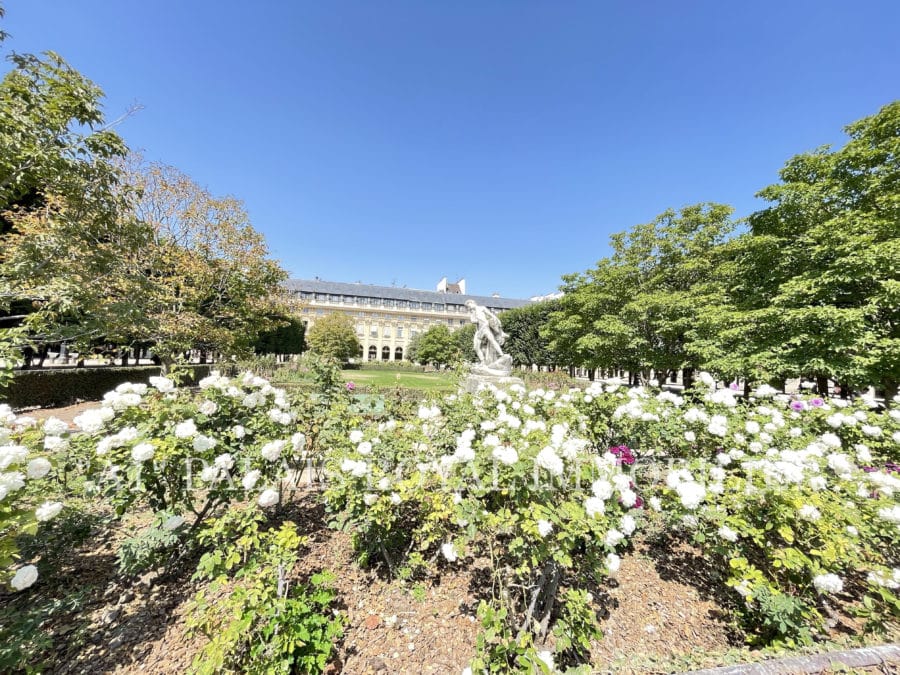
xmin=339 ymin=368 xmax=454 ymax=391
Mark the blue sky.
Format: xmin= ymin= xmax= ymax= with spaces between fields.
xmin=3 ymin=1 xmax=898 ymax=298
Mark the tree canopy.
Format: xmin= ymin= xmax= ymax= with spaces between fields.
xmin=409 ymin=325 xmax=459 ymax=367
xmin=305 ymin=313 xmax=360 ymax=363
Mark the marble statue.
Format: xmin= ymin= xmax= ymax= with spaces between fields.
xmin=465 ymin=300 xmax=514 ymax=377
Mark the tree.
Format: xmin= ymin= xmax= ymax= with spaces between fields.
xmin=546 ymin=204 xmax=735 ymax=383
xmin=116 ymin=155 xmax=288 ymax=367
xmin=305 ymin=313 xmax=360 ymax=363
xmin=0 ymin=29 xmax=140 ymax=355
xmin=719 ymin=102 xmax=900 ymax=400
xmin=410 ymin=325 xmax=459 ymax=366
xmin=253 ymin=315 xmax=305 ymax=355
xmin=501 ymin=300 xmax=559 ymax=368
xmin=455 ymin=322 xmax=476 ymax=364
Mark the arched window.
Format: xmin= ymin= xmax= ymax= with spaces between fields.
xmin=395 ymin=347 xmax=403 ymax=361
xmin=368 ymin=346 xmax=377 ymax=361
xmin=381 ymin=346 xmax=390 ymax=361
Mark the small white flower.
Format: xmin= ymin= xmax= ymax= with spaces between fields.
xmin=363 ymin=493 xmax=378 ymax=506
xmin=242 ymin=470 xmax=261 ymax=490
xmin=10 ymin=564 xmax=38 ymax=591
xmin=232 ymin=425 xmax=246 ymax=439
xmin=214 ymin=453 xmax=234 ymax=470
xmin=812 ymin=573 xmax=843 ymax=594
xmin=537 ymin=519 xmax=553 ymax=537
xmin=199 ymin=465 xmax=220 ymax=482
xmin=192 ymin=434 xmax=217 ymax=453
xmin=357 ymin=441 xmax=373 ymax=456
xmin=846 ymin=525 xmax=859 ymax=536
xmin=35 ymin=501 xmax=63 ymax=521
xmin=605 ymin=528 xmax=624 ymax=547
xmin=799 ymin=504 xmax=821 ymax=522
xmin=26 ymin=457 xmax=52 ymax=479
xmin=149 ymin=376 xmax=175 ymax=392
xmin=441 ymin=542 xmax=458 ymax=562
xmin=258 ymin=488 xmax=279 ymax=508
xmin=42 ymin=417 xmax=69 ymax=435
xmin=131 ymin=442 xmax=155 ymax=462
xmin=676 ymin=481 xmax=706 ymax=510
xmin=174 ymin=419 xmax=198 ymax=439
xmin=605 ymin=553 xmax=621 ymax=575
xmin=261 ymin=440 xmax=286 ymax=461
xmin=584 ymin=496 xmax=605 ymax=518
xmin=535 ymin=446 xmax=564 ymax=476
xmin=198 ymin=400 xmax=218 ymax=416
xmin=684 ymin=431 xmax=696 ymax=442
xmin=349 ymin=430 xmax=364 ymax=443
xmin=718 ymin=525 xmax=738 ymax=542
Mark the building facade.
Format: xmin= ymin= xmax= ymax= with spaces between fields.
xmin=283 ymin=278 xmax=530 ymax=362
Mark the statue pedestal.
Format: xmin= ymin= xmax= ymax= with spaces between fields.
xmin=462 ymin=372 xmax=525 ymax=394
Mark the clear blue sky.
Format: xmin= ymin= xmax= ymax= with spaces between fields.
xmin=4 ymin=1 xmax=898 ymax=299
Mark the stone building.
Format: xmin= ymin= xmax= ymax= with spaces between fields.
xmin=283 ymin=278 xmax=529 ymax=362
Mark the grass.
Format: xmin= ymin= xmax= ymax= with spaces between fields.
xmin=339 ymin=367 xmax=454 ymax=391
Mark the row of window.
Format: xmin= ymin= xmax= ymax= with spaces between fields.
xmin=363 ymin=326 xmax=409 ymax=339
xmin=363 ymin=345 xmax=404 ymax=361
xmin=297 ymin=290 xmax=470 ymax=313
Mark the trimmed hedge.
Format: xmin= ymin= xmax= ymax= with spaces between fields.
xmin=6 ymin=365 xmax=213 ymax=409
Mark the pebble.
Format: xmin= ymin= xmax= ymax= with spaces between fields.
xmin=102 ymin=608 xmax=121 ymax=625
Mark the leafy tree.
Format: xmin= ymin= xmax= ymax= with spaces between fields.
xmin=501 ymin=300 xmax=559 ymax=368
xmin=116 ymin=155 xmax=288 ymax=367
xmin=455 ymin=322 xmax=476 ymax=364
xmin=719 ymin=102 xmax=900 ymax=400
xmin=0 ymin=23 xmax=140 ymax=355
xmin=305 ymin=313 xmax=360 ymax=363
xmin=547 ymin=204 xmax=735 ymax=383
xmin=410 ymin=324 xmax=459 ymax=366
xmin=253 ymin=315 xmax=305 ymax=355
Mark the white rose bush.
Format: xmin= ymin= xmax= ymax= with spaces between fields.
xmin=3 ymin=361 xmax=899 ymax=671
xmin=0 ymin=406 xmax=65 ymax=591
xmin=637 ymin=379 xmax=900 ymax=647
xmin=324 ymin=383 xmax=644 ymax=671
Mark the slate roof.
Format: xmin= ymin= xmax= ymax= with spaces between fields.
xmin=282 ymin=279 xmax=530 ymax=310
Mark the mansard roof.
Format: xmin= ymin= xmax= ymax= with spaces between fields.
xmin=283 ymin=279 xmax=530 ymax=310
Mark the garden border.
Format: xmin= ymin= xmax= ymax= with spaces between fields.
xmin=683 ymin=642 xmax=900 ymax=674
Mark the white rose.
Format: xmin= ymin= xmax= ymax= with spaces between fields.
xmin=11 ymin=564 xmax=38 ymax=591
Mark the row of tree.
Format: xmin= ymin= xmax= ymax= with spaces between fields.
xmin=407 ymin=102 xmax=898 ymax=403
xmin=0 ymin=11 xmax=294 ymax=369
xmin=544 ymin=102 xmax=899 ymax=399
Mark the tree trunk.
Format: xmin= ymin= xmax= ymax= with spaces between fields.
xmin=683 ymin=367 xmax=694 ymax=390
xmin=744 ymin=380 xmax=752 ymax=398
xmin=159 ymin=355 xmax=176 ymax=375
xmin=883 ymin=380 xmax=898 ymax=409
xmin=815 ymin=375 xmax=829 ymax=397
xmin=587 ymin=368 xmax=595 ymax=381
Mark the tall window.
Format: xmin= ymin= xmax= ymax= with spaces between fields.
xmin=396 ymin=327 xmax=403 ymax=338
xmin=381 ymin=346 xmax=390 ymax=361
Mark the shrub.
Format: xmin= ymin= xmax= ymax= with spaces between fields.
xmin=325 ymin=384 xmax=642 ymax=670
xmin=7 ymin=365 xmax=213 ymax=408
xmin=186 ymin=509 xmax=344 ymax=674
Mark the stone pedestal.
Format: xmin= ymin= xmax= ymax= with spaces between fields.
xmin=462 ymin=373 xmax=525 ymax=394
